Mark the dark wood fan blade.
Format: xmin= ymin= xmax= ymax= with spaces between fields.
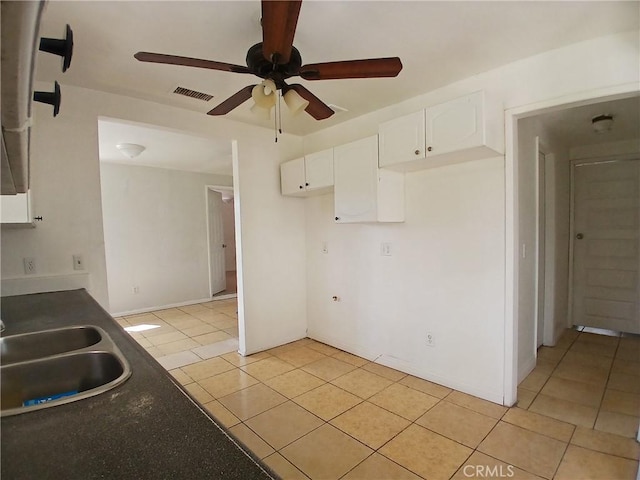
xmin=134 ymin=52 xmax=251 ymax=74
xmin=261 ymin=0 xmax=302 ymax=64
xmin=207 ymin=85 xmax=256 ymax=115
xmin=300 ymin=57 xmax=402 ymax=80
xmin=288 ymin=84 xmax=334 ymax=120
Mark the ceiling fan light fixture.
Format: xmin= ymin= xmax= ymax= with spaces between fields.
xmin=116 ymin=143 xmax=146 ymax=159
xmin=250 ymin=102 xmax=271 ymax=119
xmin=592 ymin=114 xmax=614 ymax=134
xmin=283 ymin=89 xmax=309 ymax=116
xmin=252 ymin=79 xmax=277 ymax=109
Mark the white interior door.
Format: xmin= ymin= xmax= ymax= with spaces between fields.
xmin=572 ymin=159 xmax=640 ymax=334
xmin=208 ymin=189 xmax=226 ymax=296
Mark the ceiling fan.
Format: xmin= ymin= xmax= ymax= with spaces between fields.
xmin=134 ymin=0 xmax=402 ymax=121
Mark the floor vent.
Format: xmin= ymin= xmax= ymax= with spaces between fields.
xmin=172 ymin=86 xmax=214 ymax=102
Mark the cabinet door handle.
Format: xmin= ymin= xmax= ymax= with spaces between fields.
xmin=299 ymin=185 xmax=304 ymax=189
xmin=335 ymin=216 xmax=340 ymax=221
xmin=414 ymin=149 xmax=420 ymax=155
xmin=305 ymin=182 xmax=309 ymax=186
xmin=427 ymin=146 xmax=432 ymax=152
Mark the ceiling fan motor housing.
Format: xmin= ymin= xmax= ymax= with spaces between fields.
xmin=134 ymin=0 xmax=402 ymax=119
xmin=246 ymin=42 xmax=302 ymax=87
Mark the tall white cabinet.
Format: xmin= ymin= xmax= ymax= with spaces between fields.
xmin=333 ymin=136 xmax=404 ymax=223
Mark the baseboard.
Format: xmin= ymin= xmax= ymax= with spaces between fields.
xmin=308 ymin=329 xmax=505 ymax=405
xmin=240 ymin=330 xmax=308 ymax=356
xmin=211 ymin=293 xmax=238 ymax=301
xmin=518 ymin=355 xmax=537 ymax=383
xmin=112 ymin=296 xmax=223 ymax=317
xmin=376 ymin=354 xmax=504 ymax=405
xmin=1 ymin=272 xmax=90 ymax=297
xmin=307 ymin=330 xmax=379 ymax=362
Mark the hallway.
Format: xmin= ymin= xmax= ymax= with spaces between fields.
xmin=518 ymin=328 xmax=640 ymax=438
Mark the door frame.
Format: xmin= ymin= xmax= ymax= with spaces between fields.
xmin=205 ymin=185 xmax=236 ymax=300
xmin=567 ymin=154 xmax=640 ymax=329
xmin=503 ymin=83 xmax=639 ymax=407
xmin=534 ymin=140 xmax=547 ymax=349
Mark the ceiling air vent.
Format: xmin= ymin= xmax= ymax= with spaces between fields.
xmin=172 ymin=86 xmax=213 ymax=102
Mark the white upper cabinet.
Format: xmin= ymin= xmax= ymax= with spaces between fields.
xmin=304 ymin=148 xmax=334 ymax=192
xmin=280 ymin=156 xmax=306 ymax=196
xmin=378 ymin=91 xmax=504 ymax=171
xmin=334 ymin=136 xmax=404 ymax=223
xmin=280 ymin=148 xmax=334 ymax=197
xmin=378 ymin=110 xmax=426 ymax=168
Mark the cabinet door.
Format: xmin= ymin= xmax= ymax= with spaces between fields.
xmin=280 ymin=157 xmax=306 ymax=196
xmin=334 ymin=136 xmax=378 ymax=223
xmin=426 ymin=91 xmax=484 ymax=156
xmin=378 ymin=110 xmax=426 ymax=168
xmin=305 ymin=148 xmax=333 ymax=191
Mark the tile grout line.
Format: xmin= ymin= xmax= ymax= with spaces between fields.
xmin=524 ymin=327 xmax=581 ymax=413
xmin=133 ymin=315 xmax=639 ymax=479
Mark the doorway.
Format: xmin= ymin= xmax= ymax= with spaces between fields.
xmin=206 ymin=186 xmax=237 ymax=299
xmin=505 ymin=92 xmax=640 ymax=438
xmin=506 ymin=88 xmax=640 ymax=407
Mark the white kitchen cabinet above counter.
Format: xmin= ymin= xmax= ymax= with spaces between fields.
xmin=280 ymin=148 xmax=334 ymax=197
xmin=378 ymin=91 xmax=504 ymax=171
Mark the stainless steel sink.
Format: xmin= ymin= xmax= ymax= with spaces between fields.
xmin=0 ymin=326 xmax=131 ymax=416
xmin=1 ymin=326 xmax=102 ymax=364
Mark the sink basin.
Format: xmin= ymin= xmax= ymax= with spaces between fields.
xmin=0 ymin=325 xmax=131 ymax=416
xmin=0 ymin=326 xmax=102 ymax=364
xmin=1 ymin=351 xmax=130 ymax=415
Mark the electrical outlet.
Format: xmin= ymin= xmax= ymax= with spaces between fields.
xmin=322 ymin=241 xmax=329 ymax=254
xmin=426 ymin=332 xmax=435 ymax=347
xmin=73 ymin=254 xmax=84 ymax=270
xmin=381 ymin=242 xmax=392 ymax=256
xmin=23 ymin=257 xmax=36 ymax=275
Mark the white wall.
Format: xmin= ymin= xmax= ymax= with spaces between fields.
xmin=549 ymin=147 xmax=571 ymax=345
xmin=516 ymin=118 xmax=538 ymax=380
xmin=516 ymin=116 xmax=572 ymax=381
xmin=0 ymin=85 xmax=307 ymax=356
xmin=307 ymin=158 xmax=505 ymax=401
xmin=234 ymin=138 xmax=308 ymax=354
xmin=302 ymin=31 xmax=639 ymax=404
xmin=100 ymin=163 xmax=232 ymax=314
xmin=1 ymin=88 xmax=111 ymax=305
xmin=570 ymin=138 xmax=640 ymax=161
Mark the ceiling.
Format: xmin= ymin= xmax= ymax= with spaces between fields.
xmin=528 ymin=96 xmax=640 ymax=149
xmin=98 ymin=118 xmax=233 ymax=175
xmin=37 ymin=1 xmax=639 ymax=137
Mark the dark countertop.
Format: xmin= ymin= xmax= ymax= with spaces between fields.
xmin=1 ymin=289 xmax=276 ymax=480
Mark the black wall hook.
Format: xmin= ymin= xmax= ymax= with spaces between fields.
xmin=39 ymin=24 xmax=74 ymax=72
xmin=33 ymin=81 xmax=61 ymax=117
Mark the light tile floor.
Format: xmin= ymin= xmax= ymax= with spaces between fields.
xmin=116 ymin=303 xmax=640 ymax=480
xmin=518 ymin=327 xmax=640 ymax=440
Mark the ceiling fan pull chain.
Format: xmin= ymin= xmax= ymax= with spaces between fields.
xmin=278 ymin=92 xmax=283 ymax=135
xmin=274 ymin=96 xmax=278 ymax=143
